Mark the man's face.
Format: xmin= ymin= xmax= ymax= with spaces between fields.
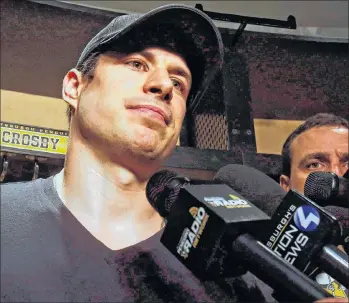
xmin=64 ymin=46 xmax=192 ymax=168
xmin=280 ymin=126 xmax=349 ymax=193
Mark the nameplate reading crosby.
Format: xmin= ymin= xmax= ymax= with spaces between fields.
xmin=1 ymin=122 xmax=68 ymax=156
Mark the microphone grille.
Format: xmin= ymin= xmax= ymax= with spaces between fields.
xmin=304 ymin=171 xmax=335 ymax=201
xmin=146 ymin=170 xmax=177 ymax=204
xmin=146 ymin=170 xmax=183 ymax=217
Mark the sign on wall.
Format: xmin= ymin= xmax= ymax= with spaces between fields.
xmin=1 ymin=121 xmax=68 ymax=158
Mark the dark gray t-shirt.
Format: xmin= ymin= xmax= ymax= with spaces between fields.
xmin=1 ymin=177 xmax=275 ymax=302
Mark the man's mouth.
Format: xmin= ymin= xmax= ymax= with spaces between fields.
xmin=128 ymin=105 xmax=169 ymax=125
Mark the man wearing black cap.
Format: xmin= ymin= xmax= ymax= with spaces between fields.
xmin=1 ymin=4 xmax=276 ymax=302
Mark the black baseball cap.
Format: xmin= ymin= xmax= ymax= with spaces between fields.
xmin=76 ymin=4 xmax=224 ymax=113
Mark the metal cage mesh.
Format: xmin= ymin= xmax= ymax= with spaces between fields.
xmin=192 ymin=113 xmax=229 ymax=150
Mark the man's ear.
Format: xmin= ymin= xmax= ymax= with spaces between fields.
xmin=62 ymin=69 xmax=84 ymax=111
xmin=279 ymin=174 xmax=291 ymax=192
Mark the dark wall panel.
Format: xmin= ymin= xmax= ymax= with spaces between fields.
xmin=1 ymin=0 xmax=113 ymax=98
xmin=197 ymin=29 xmax=349 ymax=120
xmin=2 ymin=0 xmax=348 ymax=121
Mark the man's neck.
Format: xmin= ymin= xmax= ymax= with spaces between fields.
xmin=54 ymin=141 xmax=163 ymax=250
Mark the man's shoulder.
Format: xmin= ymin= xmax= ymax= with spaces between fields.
xmin=1 ymin=179 xmax=37 ymax=194
xmin=1 ymin=177 xmax=61 ymax=241
xmin=1 ymin=179 xmax=42 ymax=204
xmin=1 ymin=177 xmax=57 ymax=213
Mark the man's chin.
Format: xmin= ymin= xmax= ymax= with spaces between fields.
xmin=129 ymin=138 xmax=173 ymax=163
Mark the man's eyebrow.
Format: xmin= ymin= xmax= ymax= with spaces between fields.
xmin=168 ymin=67 xmax=192 ymax=84
xmin=338 ymin=152 xmax=349 ymax=161
xmin=299 ymin=152 xmax=330 ymax=166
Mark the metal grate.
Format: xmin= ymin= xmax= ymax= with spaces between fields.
xmin=192 ymin=113 xmax=229 ymax=150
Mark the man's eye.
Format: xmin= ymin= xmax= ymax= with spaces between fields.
xmin=306 ymin=162 xmax=322 ymax=169
xmin=172 ymin=79 xmax=183 ymax=91
xmin=126 ymin=60 xmax=147 ymax=71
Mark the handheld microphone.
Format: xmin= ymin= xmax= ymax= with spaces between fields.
xmin=213 ymin=164 xmax=349 ymax=289
xmin=146 ymin=170 xmax=330 ymax=302
xmin=304 ymin=171 xmax=349 ymax=208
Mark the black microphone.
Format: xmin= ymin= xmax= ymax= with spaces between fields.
xmin=324 ymin=205 xmax=349 ymax=255
xmin=213 ymin=164 xmax=349 ymax=289
xmin=306 ymin=208 xmax=348 ymax=300
xmin=344 ymin=169 xmax=349 ymax=179
xmin=146 ymin=170 xmax=330 ymax=302
xmin=304 ymin=171 xmax=349 ymax=208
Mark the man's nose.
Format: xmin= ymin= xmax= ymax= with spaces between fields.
xmin=329 ymin=163 xmax=347 ymax=177
xmin=143 ymin=69 xmax=173 ymax=102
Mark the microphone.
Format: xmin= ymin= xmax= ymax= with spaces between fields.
xmin=344 ymin=169 xmax=349 ymax=179
xmin=146 ymin=171 xmax=220 ymax=218
xmin=146 ymin=170 xmax=330 ymax=302
xmin=304 ymin=171 xmax=349 ymax=208
xmin=213 ymin=164 xmax=349 ymax=288
xmin=306 ymin=209 xmax=348 ymax=300
xmin=324 ymin=205 xmax=349 ymax=255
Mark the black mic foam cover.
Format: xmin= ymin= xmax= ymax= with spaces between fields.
xmin=214 ymin=164 xmax=285 ymax=217
xmin=304 ymin=171 xmax=349 ymax=207
xmin=304 ymin=172 xmax=337 ymax=201
xmin=146 ymin=170 xmax=181 ymax=217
